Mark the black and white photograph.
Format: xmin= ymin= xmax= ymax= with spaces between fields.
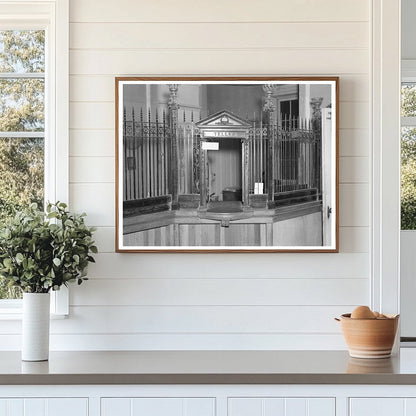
xmin=116 ymin=78 xmax=338 ymax=252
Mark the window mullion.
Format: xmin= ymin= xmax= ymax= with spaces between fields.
xmin=0 ymin=132 xmax=44 ymax=138
xmin=401 ymin=117 xmax=416 ymax=127
xmin=0 ymin=72 xmax=44 ymax=79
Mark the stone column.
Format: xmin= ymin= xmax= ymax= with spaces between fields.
xmin=310 ymin=97 xmax=323 ymax=193
xmin=199 ymin=146 xmax=207 ymax=208
xmin=168 ymin=84 xmax=179 ymax=210
xmin=263 ymin=84 xmax=276 ymax=203
xmin=242 ymin=138 xmax=250 ymax=207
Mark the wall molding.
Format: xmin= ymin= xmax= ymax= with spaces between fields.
xmin=371 ymin=0 xmax=401 ymax=315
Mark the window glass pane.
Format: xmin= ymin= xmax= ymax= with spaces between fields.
xmin=0 ymin=78 xmax=44 ymax=131
xmin=402 ymin=83 xmax=416 ymax=117
xmin=401 ymin=127 xmax=416 ymax=230
xmin=0 ymin=30 xmax=45 ymax=73
xmin=0 ymin=137 xmax=44 ymax=218
xmin=0 ymin=137 xmax=44 ymax=300
xmin=0 ymin=29 xmax=45 ymax=301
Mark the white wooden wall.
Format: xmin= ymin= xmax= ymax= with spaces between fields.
xmin=49 ymin=0 xmax=371 ymax=350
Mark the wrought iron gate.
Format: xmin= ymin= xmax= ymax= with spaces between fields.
xmin=123 ymin=109 xmax=322 ymax=203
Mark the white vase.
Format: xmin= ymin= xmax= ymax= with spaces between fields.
xmin=22 ymin=292 xmax=50 ymax=361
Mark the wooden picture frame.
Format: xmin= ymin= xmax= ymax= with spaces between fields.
xmin=115 ymin=77 xmax=339 ymax=252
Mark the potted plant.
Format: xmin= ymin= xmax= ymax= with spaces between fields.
xmin=0 ymin=202 xmax=97 ymax=361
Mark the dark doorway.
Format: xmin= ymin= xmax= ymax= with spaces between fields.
xmin=207 ymin=138 xmax=242 ymax=201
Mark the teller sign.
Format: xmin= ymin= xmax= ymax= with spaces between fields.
xmin=201 ymin=142 xmax=219 ymax=150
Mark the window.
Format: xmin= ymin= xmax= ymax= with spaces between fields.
xmin=0 ymin=29 xmax=45 ymax=300
xmin=279 ymin=99 xmax=299 ymax=130
xmin=0 ymin=0 xmax=69 ymax=314
xmin=401 ymin=81 xmax=416 ymax=230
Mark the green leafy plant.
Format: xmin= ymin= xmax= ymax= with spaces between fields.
xmin=0 ymin=202 xmax=97 ymax=293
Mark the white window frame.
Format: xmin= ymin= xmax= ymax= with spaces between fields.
xmin=0 ymin=0 xmax=69 ymax=317
xmin=371 ymin=0 xmax=401 ymax=323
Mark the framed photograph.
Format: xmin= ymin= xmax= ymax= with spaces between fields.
xmin=115 ymin=77 xmax=339 ymax=252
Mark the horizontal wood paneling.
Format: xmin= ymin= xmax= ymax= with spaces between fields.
xmin=68 ymin=143 xmax=368 ymax=186
xmin=70 ymin=76 xmax=115 ymax=102
xmin=61 ymin=0 xmax=372 ymax=351
xmin=339 ymin=184 xmax=369 ymax=227
xmin=339 ymin=129 xmax=369 ymax=157
xmin=339 ymin=227 xmax=369 ymax=253
xmin=70 ymin=103 xmax=114 ymax=129
xmin=69 ymin=127 xmax=369 ymax=159
xmin=70 ymin=101 xmax=367 ymax=130
xmin=0 ymin=306 xmax=354 ymax=335
xmin=339 ymin=157 xmax=369 ymax=183
xmin=54 ymin=305 xmax=352 ymax=334
xmin=339 ymin=102 xmax=369 ymax=129
xmin=339 ymin=76 xmax=369 ymax=102
xmin=86 ymin=253 xmax=369 ymax=279
xmin=70 ymin=129 xmax=114 ymax=157
xmin=69 ymin=183 xmax=114 ymax=226
xmin=93 ymin=226 xmax=369 ymax=254
xmin=69 ymin=182 xmax=368 ymax=228
xmin=70 ymin=0 xmax=369 ymax=23
xmin=70 ymin=157 xmax=115 ymax=183
xmin=70 ymin=74 xmax=369 ymax=103
xmin=70 ymin=22 xmax=368 ymax=50
xmin=70 ymin=278 xmax=368 ymax=306
xmin=70 ymin=49 xmax=368 ymax=76
xmin=92 ymin=227 xmax=115 ymax=253
xmin=0 ymin=333 xmax=347 ymax=351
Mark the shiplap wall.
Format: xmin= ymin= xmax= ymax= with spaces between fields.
xmin=55 ymin=0 xmax=371 ymax=350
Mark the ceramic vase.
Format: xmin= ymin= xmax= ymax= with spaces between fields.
xmin=22 ymin=292 xmax=50 ymax=361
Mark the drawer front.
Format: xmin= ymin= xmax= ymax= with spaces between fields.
xmin=0 ymin=398 xmax=88 ymax=416
xmin=228 ymin=397 xmax=335 ymax=416
xmin=350 ymin=398 xmax=416 ymax=416
xmin=101 ymin=397 xmax=215 ymax=416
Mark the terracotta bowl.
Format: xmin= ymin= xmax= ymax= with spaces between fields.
xmin=337 ymin=313 xmax=399 ymax=359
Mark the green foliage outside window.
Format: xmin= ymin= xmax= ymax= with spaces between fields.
xmin=0 ymin=30 xmax=45 ymax=299
xmin=401 ymin=85 xmax=416 ymax=230
xmin=401 ymin=128 xmax=416 ymax=229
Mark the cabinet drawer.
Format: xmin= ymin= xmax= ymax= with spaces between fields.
xmin=101 ymin=397 xmax=215 ymax=416
xmin=349 ymin=398 xmax=416 ymax=416
xmin=0 ymin=398 xmax=88 ymax=416
xmin=228 ymin=397 xmax=335 ymax=416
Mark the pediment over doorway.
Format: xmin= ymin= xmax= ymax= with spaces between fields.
xmin=196 ymin=110 xmax=252 ymax=129
xmin=196 ymin=110 xmax=251 ymax=139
